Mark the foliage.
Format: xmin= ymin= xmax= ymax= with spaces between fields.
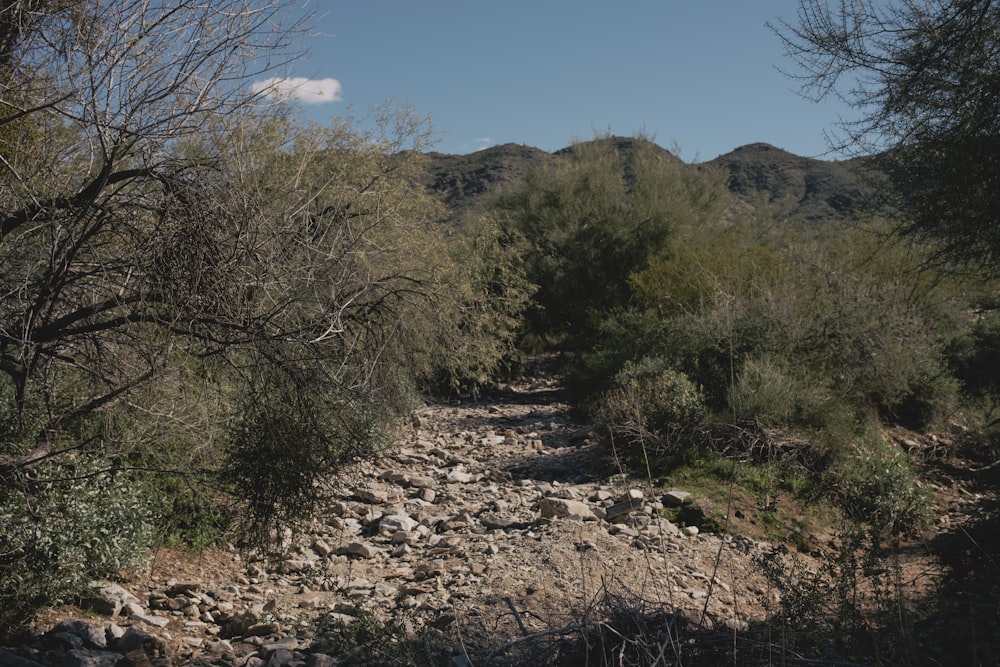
xmin=826 ymin=435 xmax=932 ymax=538
xmin=729 ymin=355 xmax=844 ymax=430
xmin=581 ymin=209 xmax=955 ymax=532
xmin=411 ymin=216 xmax=534 ymax=394
xmin=224 ymin=356 xmax=399 ymax=548
xmin=754 ymin=531 xmax=922 ymax=666
xmin=595 ymin=358 xmax=707 ymax=468
xmin=309 ymin=607 xmax=448 ymax=666
xmin=948 ymin=303 xmax=1000 ymax=421
xmin=0 ymin=0 xmax=529 ymax=630
xmin=931 ymin=504 xmax=1000 ymax=665
xmin=0 ymin=456 xmax=157 ymax=635
xmin=772 ymin=0 xmax=1000 ymax=275
xmin=494 ymin=134 xmax=727 ymax=352
xmin=626 ymin=216 xmax=959 ymax=431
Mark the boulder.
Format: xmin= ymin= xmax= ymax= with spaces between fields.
xmin=538 ymin=497 xmax=596 ymax=521
xmin=79 ymin=581 xmax=139 ymax=617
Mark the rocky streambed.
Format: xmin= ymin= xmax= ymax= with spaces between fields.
xmin=6 ymin=378 xmax=781 ymax=666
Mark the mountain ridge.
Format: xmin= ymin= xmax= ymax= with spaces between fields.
xmin=422 ymin=137 xmax=875 ymax=224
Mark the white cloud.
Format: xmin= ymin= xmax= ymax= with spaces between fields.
xmin=473 ymin=137 xmax=493 ymax=151
xmin=251 ymin=76 xmax=343 ymax=104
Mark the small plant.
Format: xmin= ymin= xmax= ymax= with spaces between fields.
xmin=309 ymin=607 xmax=448 ymax=666
xmin=753 ymin=525 xmax=925 ymax=666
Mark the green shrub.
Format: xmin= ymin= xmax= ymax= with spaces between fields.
xmin=596 ymin=359 xmax=707 ymax=466
xmin=731 ymin=355 xmax=839 ymax=427
xmin=224 ymin=362 xmax=400 ymax=548
xmin=827 ymin=436 xmax=931 ymax=537
xmin=0 ymin=456 xmax=157 ymax=635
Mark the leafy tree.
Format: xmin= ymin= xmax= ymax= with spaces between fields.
xmin=494 ymin=135 xmax=726 ymax=352
xmin=771 ymin=0 xmax=1000 ymax=274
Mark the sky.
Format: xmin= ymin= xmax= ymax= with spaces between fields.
xmin=258 ymin=1 xmax=857 ymax=163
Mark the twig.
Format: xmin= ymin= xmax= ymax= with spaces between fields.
xmin=502 ymin=597 xmax=529 ymax=637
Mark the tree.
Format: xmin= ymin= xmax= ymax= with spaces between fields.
xmin=771 ymin=0 xmax=1000 ymax=275
xmin=0 ymin=0 xmax=306 ymax=444
xmin=494 ymin=135 xmax=726 ymax=352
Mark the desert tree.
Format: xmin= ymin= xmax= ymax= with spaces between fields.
xmin=771 ymin=0 xmax=1000 ymax=274
xmin=493 ymin=135 xmax=727 ymax=354
xmin=0 ymin=0 xmax=312 ymax=454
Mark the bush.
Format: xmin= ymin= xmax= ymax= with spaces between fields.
xmin=827 ymin=436 xmax=931 ymax=537
xmin=596 ymin=359 xmax=707 ymax=467
xmin=730 ymin=355 xmax=849 ymax=430
xmin=755 ymin=529 xmax=920 ymax=665
xmin=224 ymin=363 xmax=400 ymax=548
xmin=0 ymin=456 xmax=157 ymax=635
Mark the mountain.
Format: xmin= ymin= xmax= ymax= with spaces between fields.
xmin=422 ymin=137 xmax=874 ymax=224
xmin=422 ymin=143 xmax=553 ymax=213
xmin=706 ymin=142 xmax=873 ymax=223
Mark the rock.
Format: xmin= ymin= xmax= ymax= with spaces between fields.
xmin=446 ymin=468 xmax=473 ymax=484
xmin=228 ymin=610 xmax=259 ymax=636
xmin=205 ymin=639 xmax=233 ymax=654
xmin=11 ymin=386 xmax=783 ymax=667
xmin=165 ymin=581 xmax=200 ymax=596
xmin=590 ymin=489 xmax=613 ymax=502
xmin=538 ymin=497 xmax=596 ymax=521
xmin=265 ymin=648 xmax=294 ymax=666
xmin=346 ymin=542 xmax=378 ymax=559
xmin=604 ymin=497 xmax=644 ymax=521
xmin=246 ymin=621 xmax=281 ymax=636
xmin=480 ymin=514 xmax=517 ymax=530
xmin=354 ymin=487 xmax=388 ymax=504
xmin=128 ymin=611 xmax=170 ymax=628
xmin=79 ymin=581 xmax=138 ymax=617
xmin=263 ymin=637 xmax=299 ymax=652
xmin=684 ymin=525 xmax=700 ymax=536
xmin=52 ymin=620 xmax=107 ymax=649
xmin=49 ymin=632 xmax=83 ymax=651
xmin=407 ymin=475 xmax=436 ymax=488
xmin=0 ymin=648 xmax=46 ymax=667
xmin=116 ymin=627 xmax=167 ymax=656
xmin=65 ymin=648 xmax=122 ymax=667
xmin=380 ymin=513 xmax=419 ymax=534
xmin=663 ymin=490 xmax=691 ymax=506
xmin=106 ymin=623 xmax=126 ymax=645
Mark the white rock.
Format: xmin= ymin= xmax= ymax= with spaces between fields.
xmin=128 ymin=612 xmax=171 ymax=628
xmin=447 ymin=468 xmax=473 ymax=483
xmin=381 ymin=513 xmax=419 ymax=534
xmin=539 ymin=497 xmax=597 ymax=521
xmin=663 ymin=490 xmax=692 ymax=506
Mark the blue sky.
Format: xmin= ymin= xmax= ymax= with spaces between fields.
xmin=265 ymin=1 xmax=855 ymax=162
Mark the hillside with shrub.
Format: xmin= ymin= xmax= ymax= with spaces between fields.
xmin=0 ymin=1 xmax=997 ymax=662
